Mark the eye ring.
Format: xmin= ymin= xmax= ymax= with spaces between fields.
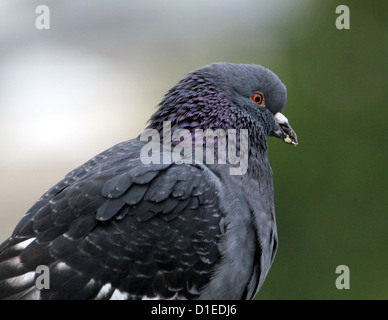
xmin=252 ymin=92 xmax=264 ymax=106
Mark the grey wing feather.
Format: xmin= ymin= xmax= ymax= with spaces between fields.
xmin=0 ymin=139 xmax=225 ymax=300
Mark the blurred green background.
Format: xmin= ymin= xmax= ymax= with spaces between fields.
xmin=0 ymin=0 xmax=386 ymax=299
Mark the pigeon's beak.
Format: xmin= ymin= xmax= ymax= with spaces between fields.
xmin=270 ymin=112 xmax=298 ymax=146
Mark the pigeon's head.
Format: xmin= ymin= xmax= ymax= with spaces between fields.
xmin=204 ymin=63 xmax=297 ymax=146
xmin=149 ymin=62 xmax=297 ymax=146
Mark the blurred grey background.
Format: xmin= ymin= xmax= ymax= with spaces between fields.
xmin=0 ymin=0 xmax=387 ymax=299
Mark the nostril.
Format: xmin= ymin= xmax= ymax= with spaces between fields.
xmin=274 ymin=112 xmax=289 ymax=125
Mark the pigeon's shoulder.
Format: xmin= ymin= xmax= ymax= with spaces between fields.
xmin=6 ymin=139 xmax=141 ymax=238
xmin=0 ymin=139 xmax=226 ymax=299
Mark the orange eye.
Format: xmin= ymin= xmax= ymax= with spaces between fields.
xmin=252 ymin=92 xmax=264 ymax=105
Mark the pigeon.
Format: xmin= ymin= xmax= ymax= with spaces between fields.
xmin=0 ymin=62 xmax=297 ymax=300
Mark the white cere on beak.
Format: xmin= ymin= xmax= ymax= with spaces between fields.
xmin=274 ymin=112 xmax=289 ymax=125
